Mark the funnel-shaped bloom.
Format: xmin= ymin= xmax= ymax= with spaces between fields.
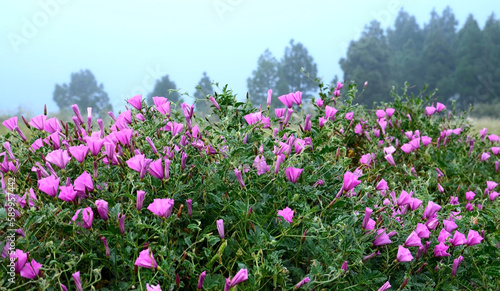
xmin=209 ymin=96 xmax=220 ymax=110
xmin=285 ymin=167 xmax=303 ymax=184
xmin=20 ymin=259 xmax=42 ymax=279
xmin=101 ymin=236 xmax=110 ymax=257
xmin=384 ymin=154 xmax=395 ymax=166
xmin=277 ymin=207 xmax=294 ymax=223
xmin=197 ymin=270 xmax=206 ymax=290
xmin=95 ymin=199 xmax=109 ymax=221
xmin=119 ymin=213 xmax=125 ymax=234
xmin=373 ymin=230 xmax=392 ymax=246
xmin=466 ymin=191 xmax=476 ymax=201
xmin=147 ymin=198 xmax=175 ymax=218
xmin=244 ymin=112 xmax=262 ymax=125
xmin=152 ymin=97 xmax=170 ymax=115
xmin=378 ymin=281 xmax=391 ymax=291
xmin=452 ymin=255 xmax=464 ymax=276
xmin=74 ymin=171 xmax=93 ymax=197
xmin=2 ymin=116 xmax=18 ymax=131
xmin=46 ymin=149 xmax=71 ymax=169
xmin=376 ymin=179 xmax=389 ymax=192
xmin=217 ymin=219 xmax=224 ymax=239
xmin=38 ymin=175 xmax=60 ymax=197
xmin=147 ymin=284 xmax=162 ymax=291
xmin=438 ymin=228 xmax=451 ymax=243
xmin=434 ymin=242 xmax=450 ymax=257
xmin=443 ymin=219 xmax=458 ymax=233
xmin=404 ymin=231 xmax=422 ymax=247
xmin=148 ymin=159 xmax=164 ymax=180
xmin=397 ymin=245 xmax=413 ymax=262
xmin=234 ymin=169 xmax=245 ymax=188
xmin=295 ymin=277 xmax=310 ymax=289
xmin=69 ymin=145 xmax=89 ymax=163
xmin=72 ymin=207 xmax=94 ymax=229
xmin=425 ymin=106 xmax=436 ymax=116
xmin=127 ymin=94 xmax=142 ymax=111
xmin=278 ymin=93 xmax=294 ymax=108
xmin=127 ymin=154 xmax=153 ymax=179
xmin=345 ymin=112 xmax=354 ymax=121
xmin=466 ymin=229 xmax=483 ymax=246
xmin=415 ymin=223 xmax=430 ymax=238
xmin=362 ymin=207 xmax=372 ymax=229
xmin=29 ymin=115 xmax=47 ymax=131
xmin=137 ymin=190 xmax=146 ymax=211
xmin=450 ymin=231 xmax=466 ymax=247
xmin=11 ymin=249 xmax=28 ymax=273
xmin=85 ymin=135 xmax=105 ymax=156
xmin=135 ymin=249 xmax=158 ymax=269
xmin=325 ymin=105 xmax=338 ymax=120
xmin=59 ymin=185 xmax=77 ymax=202
xmin=342 ymin=171 xmax=361 ymax=192
xmin=228 ymin=268 xmax=248 ymax=288
xmin=423 ymin=201 xmax=441 ymax=220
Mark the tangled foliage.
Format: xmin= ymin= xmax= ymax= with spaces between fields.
xmin=1 ymin=81 xmax=499 ymax=290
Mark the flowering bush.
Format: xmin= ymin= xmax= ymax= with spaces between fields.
xmin=1 ymin=81 xmax=499 ymax=290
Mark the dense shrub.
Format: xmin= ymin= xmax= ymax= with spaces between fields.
xmin=1 ymin=81 xmax=499 ymax=290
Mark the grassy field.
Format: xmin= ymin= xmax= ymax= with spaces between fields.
xmin=468 ymin=117 xmax=500 ymax=135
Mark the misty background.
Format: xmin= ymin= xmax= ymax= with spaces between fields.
xmin=1 ymin=1 xmax=499 ymax=120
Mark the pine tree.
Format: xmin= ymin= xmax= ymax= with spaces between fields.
xmin=340 ymin=20 xmax=391 ymax=106
xmin=482 ymin=13 xmax=500 ymax=102
xmin=455 ymin=14 xmax=486 ymax=107
xmin=193 ymin=72 xmax=215 ymax=117
xmin=147 ymin=75 xmax=182 ymax=106
xmin=246 ymin=49 xmax=280 ymax=108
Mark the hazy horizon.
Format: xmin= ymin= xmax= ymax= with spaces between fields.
xmin=1 ymin=1 xmax=497 ymax=116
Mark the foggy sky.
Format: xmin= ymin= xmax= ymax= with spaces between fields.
xmin=0 ymin=0 xmax=496 ymax=116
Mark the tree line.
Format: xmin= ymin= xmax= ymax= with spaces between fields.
xmin=52 ymin=7 xmax=500 ymax=117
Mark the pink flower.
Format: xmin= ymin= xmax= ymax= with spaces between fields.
xmin=450 ymin=231 xmax=466 ymax=247
xmin=69 ymin=145 xmax=89 ymax=163
xmin=135 ymin=249 xmax=158 ymax=269
xmin=127 ymin=94 xmax=143 ymax=111
xmin=217 ymin=219 xmax=224 ymax=239
xmin=228 ymin=269 xmax=248 ymax=288
xmin=295 ymin=276 xmax=310 ymax=289
xmin=244 ymin=112 xmax=262 ymax=125
xmin=378 ymin=281 xmax=391 ymax=291
xmin=275 ymin=108 xmax=287 ymax=119
xmin=153 ymin=97 xmax=170 ymax=116
xmin=38 ymin=175 xmax=60 ymax=197
xmin=438 ymin=228 xmax=451 ymax=243
xmin=466 ymin=229 xmax=483 ymax=246
xmin=10 ymin=249 xmax=28 ymax=273
xmin=404 ymin=231 xmax=422 ymax=247
xmin=72 ymin=207 xmax=94 ymax=229
xmin=466 ymin=191 xmax=475 ymax=201
xmin=373 ymin=230 xmax=392 ymax=246
xmin=148 ymin=159 xmax=164 ymax=180
xmin=278 ymin=93 xmax=294 ymax=108
xmin=434 ymin=242 xmax=450 ymax=257
xmin=137 ymin=190 xmax=146 ymax=211
xmin=285 ymin=167 xmax=303 ymax=184
xmin=425 ymin=106 xmax=436 ymax=116
xmin=384 ymin=154 xmax=395 ymax=166
xmin=46 ymin=149 xmax=71 ymax=169
xmin=362 ymin=207 xmax=373 ymax=230
xmin=127 ymin=154 xmax=153 ymax=179
xmin=95 ymin=199 xmax=109 ymax=221
xmin=29 ymin=114 xmax=47 ymax=131
xmin=486 ymin=181 xmax=498 ymax=192
xmin=316 ymin=98 xmax=323 ymax=108
xmin=84 ymin=135 xmax=105 ymax=156
xmin=74 ymin=171 xmax=93 ymax=197
xmin=491 ymin=147 xmax=500 ymax=155
xmin=443 ymin=219 xmax=458 ymax=233
xmin=480 ymin=152 xmax=491 ymax=161
xmin=416 ymin=223 xmax=430 ymax=238
xmin=342 ymin=171 xmax=361 ymax=193
xmin=147 ymin=283 xmax=162 ymax=291
xmin=345 ymin=112 xmax=354 ymax=121
xmin=422 ymin=201 xmax=441 ymax=220
xmin=58 ymin=185 xmax=77 ymax=202
xmin=147 ymin=198 xmax=175 ymax=218
xmin=277 ymin=206 xmax=294 ymax=223
xmin=397 ymin=190 xmax=412 ymax=206
xmin=20 ymin=259 xmax=42 ymax=279
xmin=397 ymin=245 xmax=413 ymax=262
xmin=325 ymin=105 xmax=338 ymax=120
xmin=490 ymin=191 xmax=500 ymax=201
xmin=266 ymin=89 xmax=273 ymax=107
xmin=436 ymin=102 xmax=446 ymax=112
xmin=452 ymin=255 xmax=464 ymax=276
xmin=119 ymin=213 xmax=125 ymax=234
xmin=234 ymin=169 xmax=245 ymax=188
xmin=2 ymin=116 xmax=18 ymax=131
